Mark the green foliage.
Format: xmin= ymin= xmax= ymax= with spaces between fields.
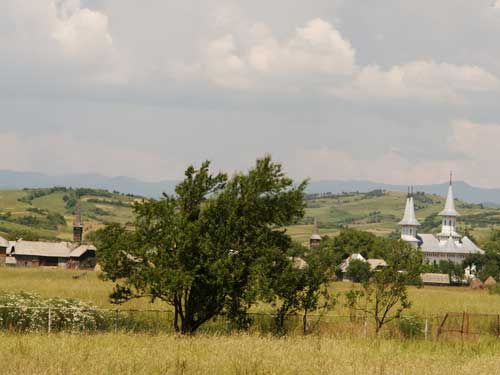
xmin=398 ymin=314 xmax=424 ymax=339
xmin=5 ymin=229 xmax=42 ymax=241
xmin=422 ymin=260 xmax=464 ymax=283
xmin=345 ymin=244 xmax=422 ymax=334
xmin=256 ymin=242 xmax=335 ymax=335
xmin=96 ymin=156 xmax=307 ymax=334
xmin=464 ymin=230 xmax=500 ymax=281
xmin=346 ymin=259 xmax=372 ymax=283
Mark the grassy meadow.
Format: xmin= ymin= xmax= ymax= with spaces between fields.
xmin=1 ymin=333 xmax=500 ymax=375
xmin=1 ymin=267 xmax=500 ymax=316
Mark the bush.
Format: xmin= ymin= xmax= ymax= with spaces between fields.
xmin=398 ymin=314 xmax=424 ymax=339
xmin=0 ymin=292 xmax=107 ymax=332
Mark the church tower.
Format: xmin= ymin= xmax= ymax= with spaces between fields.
xmin=399 ymin=187 xmax=420 ymax=247
xmin=309 ymin=217 xmax=322 ymax=249
xmin=73 ymin=202 xmax=84 ymax=244
xmin=437 ymin=173 xmax=460 ymax=240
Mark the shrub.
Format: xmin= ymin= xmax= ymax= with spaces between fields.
xmin=398 ymin=314 xmax=424 ymax=339
xmin=0 ymin=292 xmax=107 ymax=332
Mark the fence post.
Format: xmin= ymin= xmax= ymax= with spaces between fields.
xmin=363 ymin=319 xmax=368 ymax=337
xmin=424 ymin=319 xmax=429 ymax=340
xmin=48 ymin=308 xmax=52 ymax=334
xmin=115 ymin=309 xmax=119 ymax=333
xmin=497 ymin=314 xmax=500 ymax=337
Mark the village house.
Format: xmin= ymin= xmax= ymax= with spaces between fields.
xmin=1 ymin=208 xmax=96 ymax=269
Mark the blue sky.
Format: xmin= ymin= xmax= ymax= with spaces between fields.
xmin=2 ymin=0 xmax=500 ymax=186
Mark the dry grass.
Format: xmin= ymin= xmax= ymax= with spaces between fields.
xmin=1 ymin=333 xmax=499 ymax=375
xmin=1 ymin=268 xmax=499 ymax=317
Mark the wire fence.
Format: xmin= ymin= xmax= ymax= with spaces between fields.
xmin=0 ymin=306 xmax=498 ymax=339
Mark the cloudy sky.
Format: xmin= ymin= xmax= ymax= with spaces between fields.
xmin=2 ymin=0 xmax=500 ymax=187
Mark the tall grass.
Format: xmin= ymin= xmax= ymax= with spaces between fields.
xmin=1 ymin=268 xmax=500 ymax=316
xmin=1 ymin=333 xmax=500 ymax=374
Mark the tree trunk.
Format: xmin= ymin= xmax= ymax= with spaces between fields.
xmin=302 ymin=309 xmax=308 ymax=335
xmin=173 ymin=305 xmax=179 ymax=333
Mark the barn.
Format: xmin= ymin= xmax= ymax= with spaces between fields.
xmin=9 ymin=240 xmax=96 ymax=269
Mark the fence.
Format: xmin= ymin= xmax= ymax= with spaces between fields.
xmin=437 ymin=312 xmax=500 ymax=337
xmin=0 ymin=306 xmax=497 ymax=339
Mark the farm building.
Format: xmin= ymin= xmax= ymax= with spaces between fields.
xmin=8 ymin=240 xmax=96 ymax=269
xmin=420 ymin=273 xmax=451 ymax=286
xmin=0 ymin=209 xmax=96 ymax=269
xmin=399 ymin=176 xmax=484 ymax=264
xmin=339 ymin=253 xmax=387 ymax=281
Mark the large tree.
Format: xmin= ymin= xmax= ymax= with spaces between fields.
xmin=96 ymin=156 xmax=306 ymax=334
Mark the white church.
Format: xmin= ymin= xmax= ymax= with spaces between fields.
xmin=399 ymin=178 xmax=484 ymax=264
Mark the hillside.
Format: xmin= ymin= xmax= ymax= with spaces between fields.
xmin=289 ymin=190 xmax=500 ymax=243
xmin=0 ymin=187 xmax=499 ymax=244
xmin=0 ymin=188 xmax=138 ymax=241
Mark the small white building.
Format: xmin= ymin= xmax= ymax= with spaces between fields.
xmin=399 ymin=178 xmax=484 ymax=264
xmin=339 ymin=253 xmax=387 ymax=281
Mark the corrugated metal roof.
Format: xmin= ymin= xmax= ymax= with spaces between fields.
xmin=367 ymin=259 xmax=387 ymax=270
xmin=420 ymin=273 xmax=450 ymax=285
xmin=0 ymin=236 xmax=9 ymax=247
xmin=419 ymin=233 xmax=484 ymax=255
xmin=13 ymin=240 xmax=95 ymax=258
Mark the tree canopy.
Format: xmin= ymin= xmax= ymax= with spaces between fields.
xmin=95 ymin=156 xmax=307 ymax=334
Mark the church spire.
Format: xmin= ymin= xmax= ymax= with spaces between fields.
xmin=399 ymin=187 xmax=420 ymax=226
xmin=437 ymin=173 xmax=460 ymax=240
xmin=309 ymin=217 xmax=322 ymax=248
xmin=439 ymin=173 xmax=459 ymax=217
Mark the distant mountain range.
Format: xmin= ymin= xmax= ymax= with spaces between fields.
xmin=0 ymin=170 xmax=499 ymax=206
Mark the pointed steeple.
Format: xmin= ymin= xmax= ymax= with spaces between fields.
xmin=399 ymin=187 xmax=420 ymax=226
xmin=439 ymin=173 xmax=459 ymax=217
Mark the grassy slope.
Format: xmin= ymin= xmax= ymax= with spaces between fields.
xmin=2 ymin=334 xmax=500 ymax=375
xmin=0 ymin=189 xmax=137 ymax=240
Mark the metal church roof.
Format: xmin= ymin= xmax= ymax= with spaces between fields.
xmin=439 ymin=182 xmax=460 ymax=217
xmin=399 ymin=196 xmax=420 ymax=226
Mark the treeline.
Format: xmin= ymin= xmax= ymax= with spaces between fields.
xmin=0 ymin=211 xmax=66 ymax=231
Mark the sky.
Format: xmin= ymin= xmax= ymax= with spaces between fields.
xmin=2 ymin=0 xmax=500 ymax=187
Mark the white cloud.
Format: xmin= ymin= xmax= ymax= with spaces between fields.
xmin=0 ymin=0 xmax=126 ymax=85
xmin=332 ymin=61 xmax=499 ymax=103
xmin=186 ymin=18 xmax=356 ymax=92
xmin=183 ymin=17 xmax=499 ymax=102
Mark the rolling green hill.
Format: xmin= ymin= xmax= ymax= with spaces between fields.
xmin=290 ymin=190 xmax=500 ymax=244
xmin=0 ymin=187 xmax=498 ymax=245
xmin=0 ymin=188 xmax=138 ymax=241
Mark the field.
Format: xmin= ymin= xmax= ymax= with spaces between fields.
xmin=2 ymin=269 xmax=500 ymax=374
xmin=1 ymin=267 xmax=499 ymax=316
xmin=2 ymin=333 xmax=500 ymax=375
